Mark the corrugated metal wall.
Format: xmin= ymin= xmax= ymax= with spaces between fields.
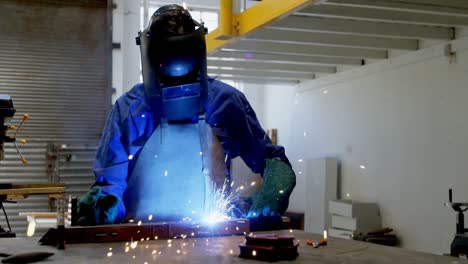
xmin=0 ymin=0 xmax=111 ymax=236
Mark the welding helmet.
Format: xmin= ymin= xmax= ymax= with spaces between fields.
xmin=136 ymin=4 xmax=208 ymax=122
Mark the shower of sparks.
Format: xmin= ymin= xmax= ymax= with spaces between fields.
xmin=202 ymin=179 xmax=238 ymax=224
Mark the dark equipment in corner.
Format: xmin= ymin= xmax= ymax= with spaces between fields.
xmin=446 ymin=189 xmax=468 ymax=257
xmin=0 ymin=95 xmax=16 ymax=238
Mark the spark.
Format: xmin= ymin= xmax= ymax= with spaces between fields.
xmin=202 ymin=179 xmax=237 ymax=224
xmin=130 ymin=241 xmax=138 ymax=249
xmin=137 ymin=220 xmax=142 ymax=226
xmin=360 ymin=165 xmax=366 ymax=170
xmin=177 ymin=250 xmax=181 ymax=254
xmin=125 ymin=247 xmax=129 ymax=253
xmin=107 ymin=252 xmax=112 ymax=257
xmin=191 ymin=232 xmax=195 ymax=236
xmin=152 ymin=250 xmax=156 ymax=255
xmin=148 ymin=214 xmax=153 ymax=221
xmin=109 ymin=248 xmax=112 ymax=251
xmin=199 ymin=151 xmax=203 ymax=155
xmin=229 ymin=249 xmax=234 ymax=254
xmin=250 ymin=181 xmax=256 ymax=186
xmin=279 ymin=190 xmax=284 ymax=194
xmin=128 ymin=155 xmax=134 ymax=160
xmin=289 ymin=229 xmax=293 ymax=233
xmin=239 ymin=185 xmax=244 ymax=190
xmin=168 ymin=244 xmax=172 ymax=248
xmin=252 ymin=250 xmax=257 ymax=256
xmin=154 ymin=236 xmax=158 ymax=240
xmin=164 ymin=170 xmax=168 ymax=177
xmin=141 ymin=114 xmax=145 ymax=118
xmin=298 ymin=158 xmax=303 ymax=163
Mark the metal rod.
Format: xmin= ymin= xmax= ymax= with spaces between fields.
xmin=1 ymin=202 xmax=12 ymax=232
xmin=13 ymin=119 xmax=25 ymax=138
xmin=12 ymin=142 xmax=25 ymax=164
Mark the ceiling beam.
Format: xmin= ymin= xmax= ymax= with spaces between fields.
xmin=385 ymin=0 xmax=468 ymax=9
xmin=224 ymin=40 xmax=388 ymax=59
xmin=271 ymin=16 xmax=453 ymax=40
xmin=210 ymin=51 xmax=364 ymax=66
xmin=208 ymin=68 xmax=315 ymax=79
xmin=247 ymin=28 xmax=418 ymax=50
xmin=207 ymin=59 xmax=337 ymax=73
xmin=323 ymin=0 xmax=468 ymax=16
xmin=298 ymin=4 xmax=468 ymax=26
xmin=206 ymin=0 xmax=316 ymax=53
xmin=215 ymin=76 xmax=301 ymax=85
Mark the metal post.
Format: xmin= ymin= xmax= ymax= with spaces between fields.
xmin=57 ymin=197 xmax=65 ymax=249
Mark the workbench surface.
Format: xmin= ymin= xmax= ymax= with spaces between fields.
xmin=0 ymin=230 xmax=465 ymax=263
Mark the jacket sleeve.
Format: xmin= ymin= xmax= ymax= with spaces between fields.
xmin=234 ymin=92 xmax=291 ymax=174
xmin=206 ymin=82 xmax=291 ymax=174
xmin=93 ymin=101 xmax=130 ymax=199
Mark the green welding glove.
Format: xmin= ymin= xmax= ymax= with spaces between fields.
xmin=76 ymin=186 xmax=123 ymax=225
xmin=246 ymin=159 xmax=296 ymax=226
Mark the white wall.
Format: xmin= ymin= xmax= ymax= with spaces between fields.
xmin=112 ymin=0 xmax=142 ymax=102
xmin=257 ymin=35 xmax=468 ymax=254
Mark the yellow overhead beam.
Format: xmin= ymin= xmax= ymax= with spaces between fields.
xmin=206 ymin=0 xmax=316 ymax=54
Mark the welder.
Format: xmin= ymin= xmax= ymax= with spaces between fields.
xmin=76 ymin=4 xmax=295 ymax=230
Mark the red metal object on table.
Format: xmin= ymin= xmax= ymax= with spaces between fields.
xmin=239 ymin=234 xmax=299 ymax=262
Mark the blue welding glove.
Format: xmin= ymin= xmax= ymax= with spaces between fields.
xmin=76 ymin=186 xmax=124 ymax=225
xmin=246 ymin=159 xmax=296 ymax=230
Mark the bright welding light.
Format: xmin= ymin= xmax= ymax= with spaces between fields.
xmin=202 ymin=179 xmax=236 ymax=225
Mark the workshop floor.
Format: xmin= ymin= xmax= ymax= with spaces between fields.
xmin=0 ymin=230 xmax=466 ymax=263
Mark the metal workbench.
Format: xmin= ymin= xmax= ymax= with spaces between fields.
xmin=0 ymin=230 xmax=465 ymax=263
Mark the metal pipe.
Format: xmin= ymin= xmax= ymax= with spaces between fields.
xmin=218 ymin=0 xmax=233 ymax=40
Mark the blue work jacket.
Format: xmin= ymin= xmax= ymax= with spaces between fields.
xmin=92 ymin=79 xmax=290 ymax=220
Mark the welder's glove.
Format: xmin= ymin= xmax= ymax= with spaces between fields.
xmin=246 ymin=159 xmax=296 ymax=230
xmin=76 ymin=186 xmax=124 ymax=225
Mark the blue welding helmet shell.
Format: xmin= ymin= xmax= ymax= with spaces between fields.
xmin=136 ymin=4 xmax=208 ymax=122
